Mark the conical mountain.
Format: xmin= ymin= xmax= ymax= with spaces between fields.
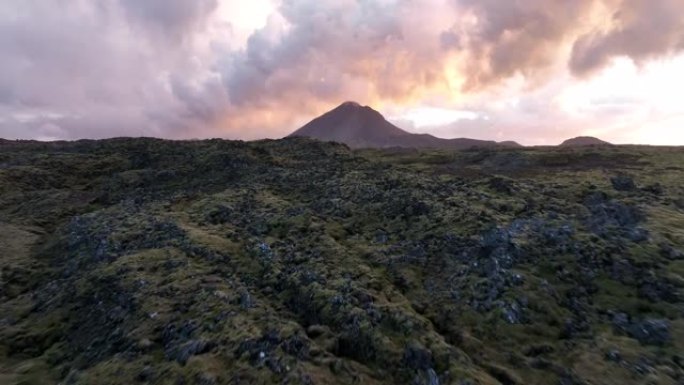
xmin=289 ymin=102 xmax=521 ymax=149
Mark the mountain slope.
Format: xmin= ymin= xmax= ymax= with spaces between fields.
xmin=290 ymin=102 xmax=521 ymax=149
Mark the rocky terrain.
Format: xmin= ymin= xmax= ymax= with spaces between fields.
xmin=0 ymin=138 xmax=683 ymax=385
xmin=290 ymin=102 xmax=521 ymax=149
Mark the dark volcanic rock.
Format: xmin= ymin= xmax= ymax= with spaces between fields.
xmin=675 ymin=197 xmax=684 ymax=210
xmin=642 ymin=183 xmax=664 ymax=195
xmin=611 ymin=175 xmax=636 ymax=191
xmin=403 ymin=345 xmax=434 ymax=370
xmin=136 ymin=366 xmax=155 ymax=382
xmin=628 ymin=319 xmax=671 ymax=346
xmin=583 ymin=191 xmax=643 ymax=236
xmin=489 ymin=177 xmax=515 ymax=195
xmin=173 ymin=339 xmax=216 ymax=365
xmin=613 ymin=314 xmax=671 ymax=346
xmin=660 ymin=243 xmax=684 ymax=260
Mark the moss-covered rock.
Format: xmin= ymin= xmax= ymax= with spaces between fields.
xmin=0 ymin=138 xmax=683 ymax=384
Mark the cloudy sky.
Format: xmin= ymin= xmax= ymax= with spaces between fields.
xmin=1 ymin=0 xmax=684 ymax=145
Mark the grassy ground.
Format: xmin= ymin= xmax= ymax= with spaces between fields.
xmin=0 ymin=138 xmax=682 ymax=385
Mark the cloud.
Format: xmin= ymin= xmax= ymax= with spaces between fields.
xmin=0 ymin=0 xmax=226 ymax=139
xmin=441 ymin=0 xmax=684 ymax=88
xmin=222 ymin=0 xmax=453 ymax=109
xmin=570 ymin=0 xmax=684 ymax=76
xmin=0 ymin=0 xmax=683 ymax=144
xmin=400 ymin=56 xmax=684 ymax=145
xmin=444 ymin=0 xmax=596 ymax=90
xmin=119 ymin=0 xmax=218 ymax=41
xmin=221 ymin=0 xmax=684 ymax=118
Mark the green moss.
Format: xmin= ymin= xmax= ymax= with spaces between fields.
xmin=1 ymin=138 xmax=683 ymax=384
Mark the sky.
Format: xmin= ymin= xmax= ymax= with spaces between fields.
xmin=1 ymin=0 xmax=684 ymax=145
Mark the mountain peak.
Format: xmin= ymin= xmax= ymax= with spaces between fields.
xmin=332 ymin=101 xmax=376 ymax=115
xmin=340 ymin=101 xmax=362 ymax=108
xmin=289 ymin=102 xmax=409 ymax=148
xmin=289 ymin=102 xmax=520 ymax=149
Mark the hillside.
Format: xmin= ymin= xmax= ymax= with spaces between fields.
xmin=1 ymin=138 xmax=683 ymax=385
xmin=560 ymin=136 xmax=612 ymax=147
xmin=289 ymin=102 xmax=521 ymax=149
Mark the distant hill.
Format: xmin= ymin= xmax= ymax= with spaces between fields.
xmin=289 ymin=101 xmax=521 ymax=149
xmin=560 ymin=136 xmax=612 ymax=147
xmin=498 ymin=141 xmax=524 ymax=148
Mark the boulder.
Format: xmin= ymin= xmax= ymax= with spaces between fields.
xmin=403 ymin=345 xmax=433 ymax=370
xmin=611 ymin=175 xmax=636 ymax=191
xmin=629 ymin=319 xmax=671 ymax=346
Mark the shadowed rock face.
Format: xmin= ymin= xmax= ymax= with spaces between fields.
xmin=560 ymin=136 xmax=612 ymax=147
xmin=289 ymin=102 xmax=522 ymax=149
